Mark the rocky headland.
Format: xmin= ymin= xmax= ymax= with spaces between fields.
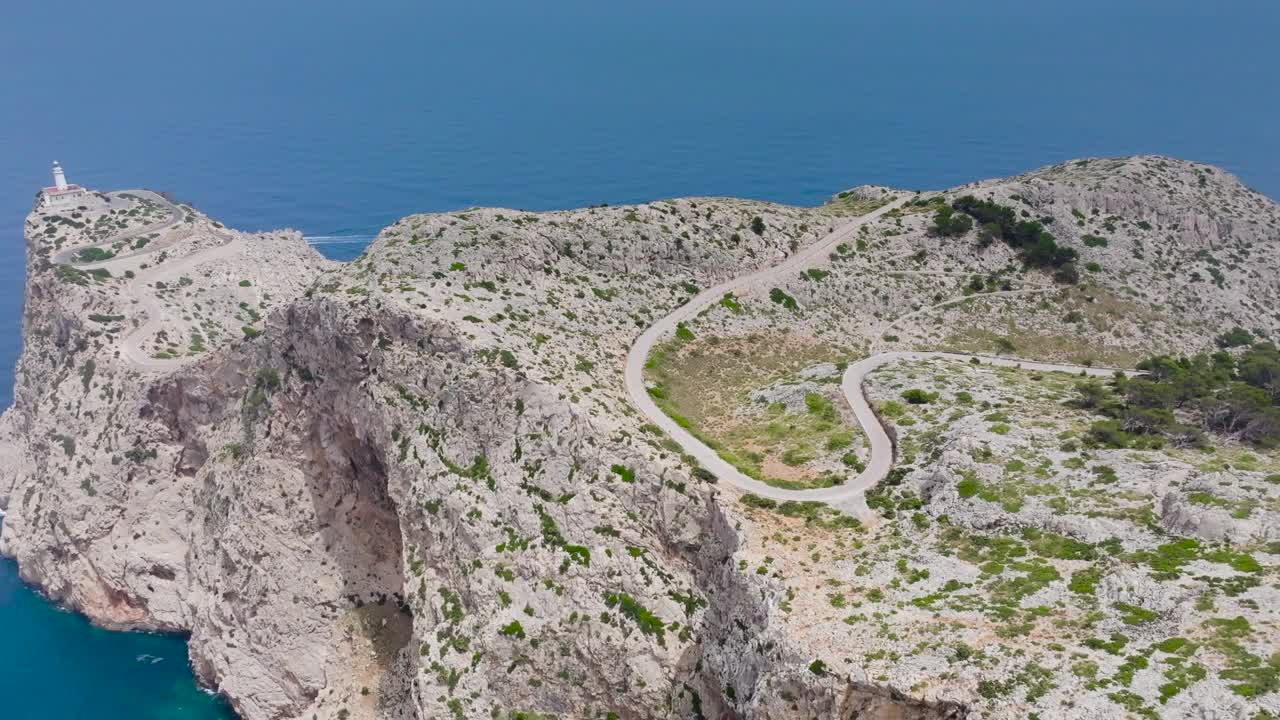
xmin=1 ymin=157 xmax=1277 ymax=719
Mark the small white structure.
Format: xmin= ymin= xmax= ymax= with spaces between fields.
xmin=41 ymin=161 xmax=89 ymax=208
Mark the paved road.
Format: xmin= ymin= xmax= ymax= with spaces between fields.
xmin=58 ymin=190 xmax=240 ymax=372
xmin=624 ymin=198 xmax=908 ymax=516
xmin=116 ymin=233 xmax=244 ymax=370
xmin=624 ymin=201 xmax=1131 ymax=519
xmin=835 ymin=351 xmax=1129 ymax=514
xmin=52 ymin=190 xmax=188 ymax=266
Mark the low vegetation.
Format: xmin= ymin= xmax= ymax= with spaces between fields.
xmin=644 ymin=335 xmax=863 ymax=490
xmin=928 ymin=195 xmax=1080 ymax=282
xmin=1079 ymin=341 xmax=1280 ymax=449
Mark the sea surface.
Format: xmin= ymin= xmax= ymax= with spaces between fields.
xmin=1 ymin=1 xmax=1279 ymax=717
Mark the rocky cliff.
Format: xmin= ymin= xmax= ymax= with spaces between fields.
xmin=2 ymin=157 xmax=1277 ymax=719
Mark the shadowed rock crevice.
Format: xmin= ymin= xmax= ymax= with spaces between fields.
xmin=683 ymin=497 xmax=967 ymax=720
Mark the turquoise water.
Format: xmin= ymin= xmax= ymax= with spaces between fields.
xmin=0 ymin=554 xmax=232 ymax=718
xmin=1 ymin=1 xmax=1279 ymax=717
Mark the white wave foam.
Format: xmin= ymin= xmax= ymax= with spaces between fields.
xmin=305 ymin=234 xmax=376 ymax=245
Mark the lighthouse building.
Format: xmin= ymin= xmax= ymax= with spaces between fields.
xmin=41 ymin=161 xmax=89 ymax=208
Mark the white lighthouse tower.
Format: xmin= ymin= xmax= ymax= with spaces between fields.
xmin=41 ymin=161 xmax=88 ymax=208
xmin=52 ymin=161 xmax=68 ymax=191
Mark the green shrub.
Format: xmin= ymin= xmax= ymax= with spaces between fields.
xmin=1091 ymin=465 xmax=1119 ymax=483
xmin=52 ymin=433 xmax=76 ymax=457
xmin=1115 ymin=602 xmax=1159 ymax=625
xmin=804 ymin=392 xmax=837 ymax=420
xmin=740 ymin=493 xmax=777 ymax=510
xmin=1216 ymin=327 xmax=1255 ymax=348
xmin=777 ymin=500 xmax=827 ymax=520
xmin=1087 ymin=420 xmax=1134 ymax=448
xmin=55 ymin=264 xmax=90 ymax=285
xmin=564 ymin=545 xmax=591 ymax=566
xmin=1153 ymin=637 xmax=1192 ymax=654
xmin=901 ymin=388 xmax=938 ymax=404
xmin=75 ymin=246 xmax=115 ymax=263
xmin=768 ymin=288 xmax=798 ymax=310
xmin=1084 ymin=633 xmax=1130 ymax=655
xmin=929 ymin=206 xmax=974 ymax=237
xmin=1069 ymin=568 xmax=1101 ymax=595
xmin=603 ymin=592 xmax=666 ymax=646
xmin=255 ymin=368 xmax=281 ymax=391
xmin=841 ymin=453 xmax=865 ymax=472
xmin=951 ymin=195 xmax=1078 ymax=281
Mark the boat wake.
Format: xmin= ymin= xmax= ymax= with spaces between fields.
xmin=304 ymin=234 xmax=377 ymax=246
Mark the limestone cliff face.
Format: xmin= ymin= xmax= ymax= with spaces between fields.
xmin=0 ymin=189 xmax=964 ymax=719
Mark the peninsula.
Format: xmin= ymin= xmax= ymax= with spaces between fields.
xmin=2 ymin=157 xmax=1278 ymax=720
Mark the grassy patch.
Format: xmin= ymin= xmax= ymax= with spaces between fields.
xmin=644 ymin=334 xmax=862 ymax=490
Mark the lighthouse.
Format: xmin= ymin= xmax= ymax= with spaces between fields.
xmin=53 ymin=161 xmax=68 ymax=191
xmin=41 ymin=160 xmax=88 ymax=208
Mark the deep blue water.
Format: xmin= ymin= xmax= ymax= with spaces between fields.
xmin=1 ymin=1 xmax=1278 ymax=717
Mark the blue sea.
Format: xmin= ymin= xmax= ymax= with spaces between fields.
xmin=1 ymin=1 xmax=1278 ymax=717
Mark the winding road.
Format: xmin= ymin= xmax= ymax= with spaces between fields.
xmin=53 ymin=190 xmax=188 ymax=266
xmin=624 ymin=199 xmax=1131 ymax=518
xmin=59 ymin=190 xmax=241 ymax=371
